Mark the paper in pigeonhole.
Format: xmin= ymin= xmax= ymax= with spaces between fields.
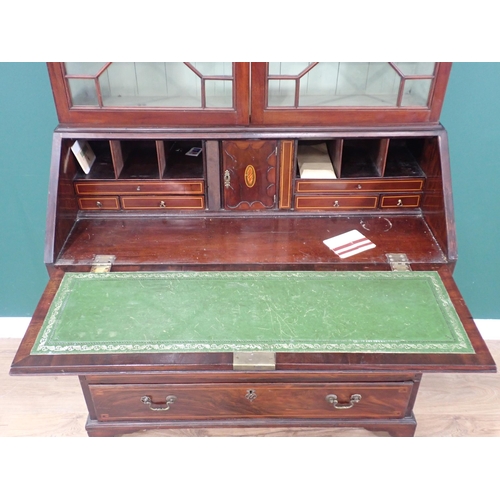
xmin=323 ymin=229 xmax=375 ymax=259
xmin=71 ymin=140 xmax=96 ymax=174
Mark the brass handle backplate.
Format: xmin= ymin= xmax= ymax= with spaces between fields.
xmin=141 ymin=395 xmax=177 ymax=411
xmin=326 ymin=394 xmax=362 ymax=410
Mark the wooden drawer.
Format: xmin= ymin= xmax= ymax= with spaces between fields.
xmin=78 ymin=196 xmax=120 ymax=210
xmin=121 ymin=195 xmax=205 ymax=210
xmin=296 ymin=178 xmax=424 ymax=194
xmin=74 ymin=180 xmax=205 ymax=196
xmin=295 ymin=195 xmax=378 ymax=210
xmin=380 ymin=194 xmax=421 ymax=208
xmin=89 ymin=382 xmax=414 ymax=422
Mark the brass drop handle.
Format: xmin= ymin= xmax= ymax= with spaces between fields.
xmin=397 ymin=199 xmax=403 ymax=207
xmin=141 ymin=395 xmax=177 ymax=411
xmin=333 ymin=200 xmax=340 ymax=207
xmin=224 ymin=169 xmax=231 ymax=188
xmin=357 ymin=184 xmax=362 ymax=190
xmin=326 ymin=393 xmax=362 ymax=410
xmin=96 ymin=201 xmax=102 ymax=208
xmin=159 ymin=200 xmax=166 ymax=208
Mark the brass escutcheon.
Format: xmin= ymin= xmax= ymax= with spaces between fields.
xmin=245 ymin=389 xmax=257 ymax=401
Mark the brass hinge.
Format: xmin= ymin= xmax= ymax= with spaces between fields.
xmin=233 ymin=352 xmax=276 ymax=371
xmin=90 ymin=255 xmax=116 ymax=273
xmin=386 ymin=253 xmax=412 ymax=271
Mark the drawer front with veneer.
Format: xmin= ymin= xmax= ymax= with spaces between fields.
xmin=380 ymin=194 xmax=421 ymax=209
xmin=295 ymin=195 xmax=379 ymax=210
xmin=78 ymin=197 xmax=120 ymax=210
xmin=121 ymin=196 xmax=205 ymax=210
xmin=295 ymin=179 xmax=424 ymax=194
xmin=74 ymin=180 xmax=205 ymax=196
xmin=89 ymin=382 xmax=415 ymax=422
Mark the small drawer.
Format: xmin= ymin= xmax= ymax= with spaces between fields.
xmin=295 ymin=195 xmax=378 ymax=210
xmin=296 ymin=179 xmax=424 ymax=194
xmin=78 ymin=197 xmax=120 ymax=210
xmin=121 ymin=195 xmax=205 ymax=210
xmin=74 ymin=180 xmax=205 ymax=196
xmin=89 ymin=382 xmax=414 ymax=422
xmin=380 ymin=194 xmax=421 ymax=208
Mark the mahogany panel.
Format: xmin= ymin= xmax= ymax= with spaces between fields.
xmin=55 ymin=215 xmax=446 ymax=267
xmin=44 ymin=134 xmax=79 ymax=266
xmin=420 ymin=131 xmax=456 ymax=262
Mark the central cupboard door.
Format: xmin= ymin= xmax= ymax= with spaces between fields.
xmin=222 ymin=140 xmax=278 ymax=210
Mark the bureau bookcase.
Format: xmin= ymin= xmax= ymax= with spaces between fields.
xmin=11 ymin=62 xmax=495 ymax=437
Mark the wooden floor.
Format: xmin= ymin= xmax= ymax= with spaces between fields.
xmin=1 ymin=338 xmax=499 ymax=437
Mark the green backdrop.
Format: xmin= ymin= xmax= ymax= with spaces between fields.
xmin=0 ymin=63 xmax=499 ymax=319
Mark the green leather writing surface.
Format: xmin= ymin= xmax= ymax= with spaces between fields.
xmin=31 ymin=271 xmax=475 ymax=354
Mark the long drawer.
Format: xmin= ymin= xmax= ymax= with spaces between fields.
xmin=295 ymin=178 xmax=424 ymax=194
xmin=295 ymin=195 xmax=379 ymax=210
xmin=121 ymin=196 xmax=205 ymax=210
xmin=74 ymin=180 xmax=205 ymax=196
xmin=89 ymin=382 xmax=414 ymax=422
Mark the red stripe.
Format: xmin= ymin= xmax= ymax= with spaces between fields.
xmin=332 ymin=237 xmax=370 ymax=253
xmin=336 ymin=241 xmax=374 ymax=256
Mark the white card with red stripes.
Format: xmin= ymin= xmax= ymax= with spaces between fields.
xmin=323 ymin=229 xmax=375 ymax=259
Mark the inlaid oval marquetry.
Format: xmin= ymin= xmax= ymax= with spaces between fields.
xmin=244 ymin=165 xmax=256 ymax=188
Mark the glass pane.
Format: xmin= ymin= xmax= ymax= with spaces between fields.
xmin=268 ymin=79 xmax=296 ymax=106
xmin=401 ymin=79 xmax=432 ymax=107
xmin=297 ymin=62 xmax=399 ymax=107
xmin=268 ymin=62 xmax=436 ymax=108
xmin=190 ymin=62 xmax=233 ymax=76
xmin=64 ymin=62 xmax=106 ymax=76
xmin=205 ymin=80 xmax=233 ymax=108
xmin=99 ymin=62 xmax=202 ymax=107
xmin=67 ymin=78 xmax=98 ymax=106
xmin=268 ymin=62 xmax=310 ymax=75
xmin=395 ymin=62 xmax=435 ymax=76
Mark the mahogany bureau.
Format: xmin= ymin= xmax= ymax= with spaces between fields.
xmin=11 ymin=62 xmax=496 ymax=437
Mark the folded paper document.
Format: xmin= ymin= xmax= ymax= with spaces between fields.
xmin=323 ymin=229 xmax=375 ymax=258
